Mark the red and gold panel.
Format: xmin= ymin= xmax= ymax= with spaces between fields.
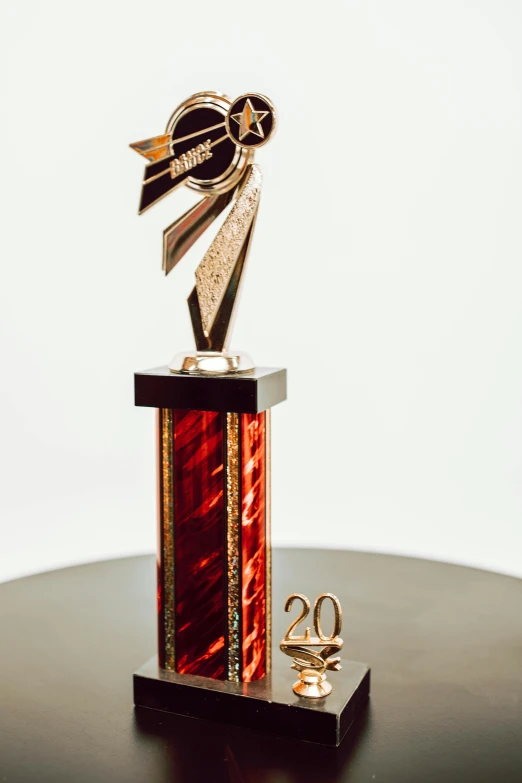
xmin=240 ymin=412 xmax=267 ymax=682
xmin=157 ymin=408 xmax=174 ymax=671
xmin=173 ymin=409 xmax=226 ymax=678
xmin=157 ymin=407 xmax=270 ymax=682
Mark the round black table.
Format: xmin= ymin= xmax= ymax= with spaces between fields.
xmin=1 ymin=550 xmax=521 ymax=782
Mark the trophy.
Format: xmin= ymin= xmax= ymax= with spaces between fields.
xmin=131 ymin=91 xmax=370 ymax=746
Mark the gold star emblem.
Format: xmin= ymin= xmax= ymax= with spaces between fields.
xmin=231 ymin=98 xmax=268 ymax=141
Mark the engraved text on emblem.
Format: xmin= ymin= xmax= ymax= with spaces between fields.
xmin=170 ymin=139 xmax=212 ymax=179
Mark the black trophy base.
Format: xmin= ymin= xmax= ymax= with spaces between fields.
xmin=134 ymin=656 xmax=370 ymax=747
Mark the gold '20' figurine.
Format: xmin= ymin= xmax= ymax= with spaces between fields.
xmin=280 ymin=593 xmax=343 ymax=698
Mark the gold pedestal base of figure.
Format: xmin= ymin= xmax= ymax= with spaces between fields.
xmin=169 ymin=350 xmax=254 ymax=375
xmin=293 ymin=668 xmax=333 ymax=699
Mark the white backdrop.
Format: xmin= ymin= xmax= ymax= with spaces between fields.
xmin=1 ymin=1 xmax=521 ymax=583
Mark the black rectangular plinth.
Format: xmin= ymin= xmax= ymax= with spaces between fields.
xmin=135 ymin=365 xmax=287 ymax=413
xmin=134 ymin=656 xmax=370 ymax=747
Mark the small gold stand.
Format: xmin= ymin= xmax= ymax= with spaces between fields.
xmin=168 ymin=350 xmax=254 ymax=375
xmin=293 ymin=668 xmax=332 ymax=699
xmin=280 ymin=593 xmax=343 ymax=699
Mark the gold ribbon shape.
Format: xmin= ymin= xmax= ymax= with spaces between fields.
xmin=163 ymin=164 xmax=261 ymax=353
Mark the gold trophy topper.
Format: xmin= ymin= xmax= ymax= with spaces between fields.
xmin=131 ymin=92 xmax=276 ymax=375
xmin=280 ymin=593 xmax=343 ymax=699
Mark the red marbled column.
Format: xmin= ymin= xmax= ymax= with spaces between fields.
xmin=173 ymin=409 xmax=226 ymax=679
xmin=241 ymin=412 xmax=267 ymax=681
xmin=157 ymin=407 xmax=270 ymax=682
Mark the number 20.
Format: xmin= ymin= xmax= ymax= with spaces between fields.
xmin=284 ymin=593 xmax=342 ymax=642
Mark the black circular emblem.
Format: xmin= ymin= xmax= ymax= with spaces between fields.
xmin=226 ymin=93 xmax=276 ymax=149
xmin=166 ymin=92 xmax=251 ymax=195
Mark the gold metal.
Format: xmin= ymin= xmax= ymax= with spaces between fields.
xmin=280 ymin=593 xmax=343 ymax=699
xmin=225 ymin=93 xmax=276 ymax=149
xmin=131 ymin=91 xmax=276 ymax=374
xmin=265 ymin=408 xmax=272 ymax=673
xmin=160 ymin=408 xmax=175 ymax=670
xmin=162 ymin=189 xmax=237 ymax=276
xmin=169 ymin=139 xmax=212 ymax=178
xmin=292 ymin=669 xmax=332 ymax=699
xmin=140 ymin=134 xmax=230 ymax=189
xmin=130 ymin=133 xmax=171 ymax=163
xmin=284 ymin=594 xmax=312 ymax=642
xmin=226 ymin=413 xmax=241 ymax=682
xmin=168 ymin=350 xmax=254 ymax=375
xmin=194 ymin=163 xmax=261 ymax=341
xmin=170 ymin=122 xmax=225 ymax=146
xmin=231 ymin=98 xmax=269 ymax=142
xmin=314 ymin=592 xmax=342 ymax=641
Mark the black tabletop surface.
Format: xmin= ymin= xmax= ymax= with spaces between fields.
xmin=1 ymin=549 xmax=521 ymax=782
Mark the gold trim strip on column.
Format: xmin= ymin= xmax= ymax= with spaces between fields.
xmin=161 ymin=408 xmax=175 ymax=670
xmin=226 ymin=412 xmax=241 ymax=682
xmin=265 ymin=408 xmax=272 ymax=674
